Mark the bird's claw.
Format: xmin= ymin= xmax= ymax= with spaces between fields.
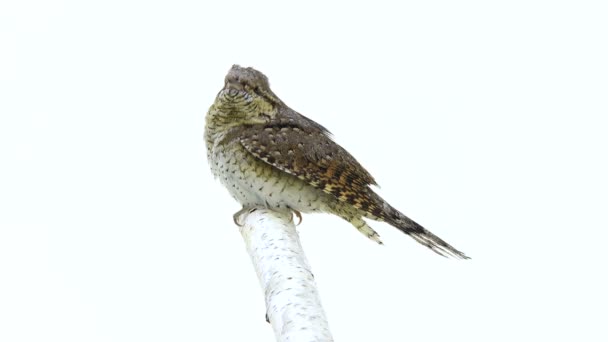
xmin=289 ymin=209 xmax=302 ymax=225
xmin=233 ymin=207 xmax=257 ymax=226
xmin=233 ymin=212 xmax=243 ymax=226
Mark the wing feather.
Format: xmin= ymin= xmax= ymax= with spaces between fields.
xmin=238 ymin=117 xmax=380 ymax=212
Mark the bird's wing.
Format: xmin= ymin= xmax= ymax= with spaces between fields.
xmin=238 ymin=119 xmax=380 ymax=209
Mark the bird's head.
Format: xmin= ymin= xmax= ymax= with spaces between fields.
xmin=212 ymin=65 xmax=282 ymax=126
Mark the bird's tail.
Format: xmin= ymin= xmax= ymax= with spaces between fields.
xmin=385 ymin=207 xmax=470 ymax=259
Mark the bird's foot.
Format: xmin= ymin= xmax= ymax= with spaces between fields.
xmin=233 ymin=207 xmax=257 ymax=226
xmin=285 ymin=206 xmax=302 ymax=225
xmin=291 ymin=209 xmax=302 ymax=225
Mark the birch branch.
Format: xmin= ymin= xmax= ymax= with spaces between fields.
xmin=237 ymin=208 xmax=333 ymax=342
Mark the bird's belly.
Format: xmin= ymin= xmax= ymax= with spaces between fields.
xmin=210 ymin=144 xmax=328 ymax=213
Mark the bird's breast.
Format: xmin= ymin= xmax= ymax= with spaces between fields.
xmin=207 ymin=139 xmax=331 ymax=213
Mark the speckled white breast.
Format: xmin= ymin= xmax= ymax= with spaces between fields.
xmin=206 ymin=132 xmax=330 ymax=213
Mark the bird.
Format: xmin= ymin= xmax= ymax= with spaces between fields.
xmin=205 ymin=65 xmax=469 ymax=259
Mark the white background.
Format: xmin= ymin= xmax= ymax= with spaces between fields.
xmin=1 ymin=1 xmax=607 ymax=341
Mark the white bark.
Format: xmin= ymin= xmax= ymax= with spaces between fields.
xmin=237 ymin=208 xmax=333 ymax=342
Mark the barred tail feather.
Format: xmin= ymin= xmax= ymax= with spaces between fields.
xmin=387 ymin=210 xmax=470 ymax=259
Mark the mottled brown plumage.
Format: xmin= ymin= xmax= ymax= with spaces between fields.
xmin=205 ymin=65 xmax=469 ymax=259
